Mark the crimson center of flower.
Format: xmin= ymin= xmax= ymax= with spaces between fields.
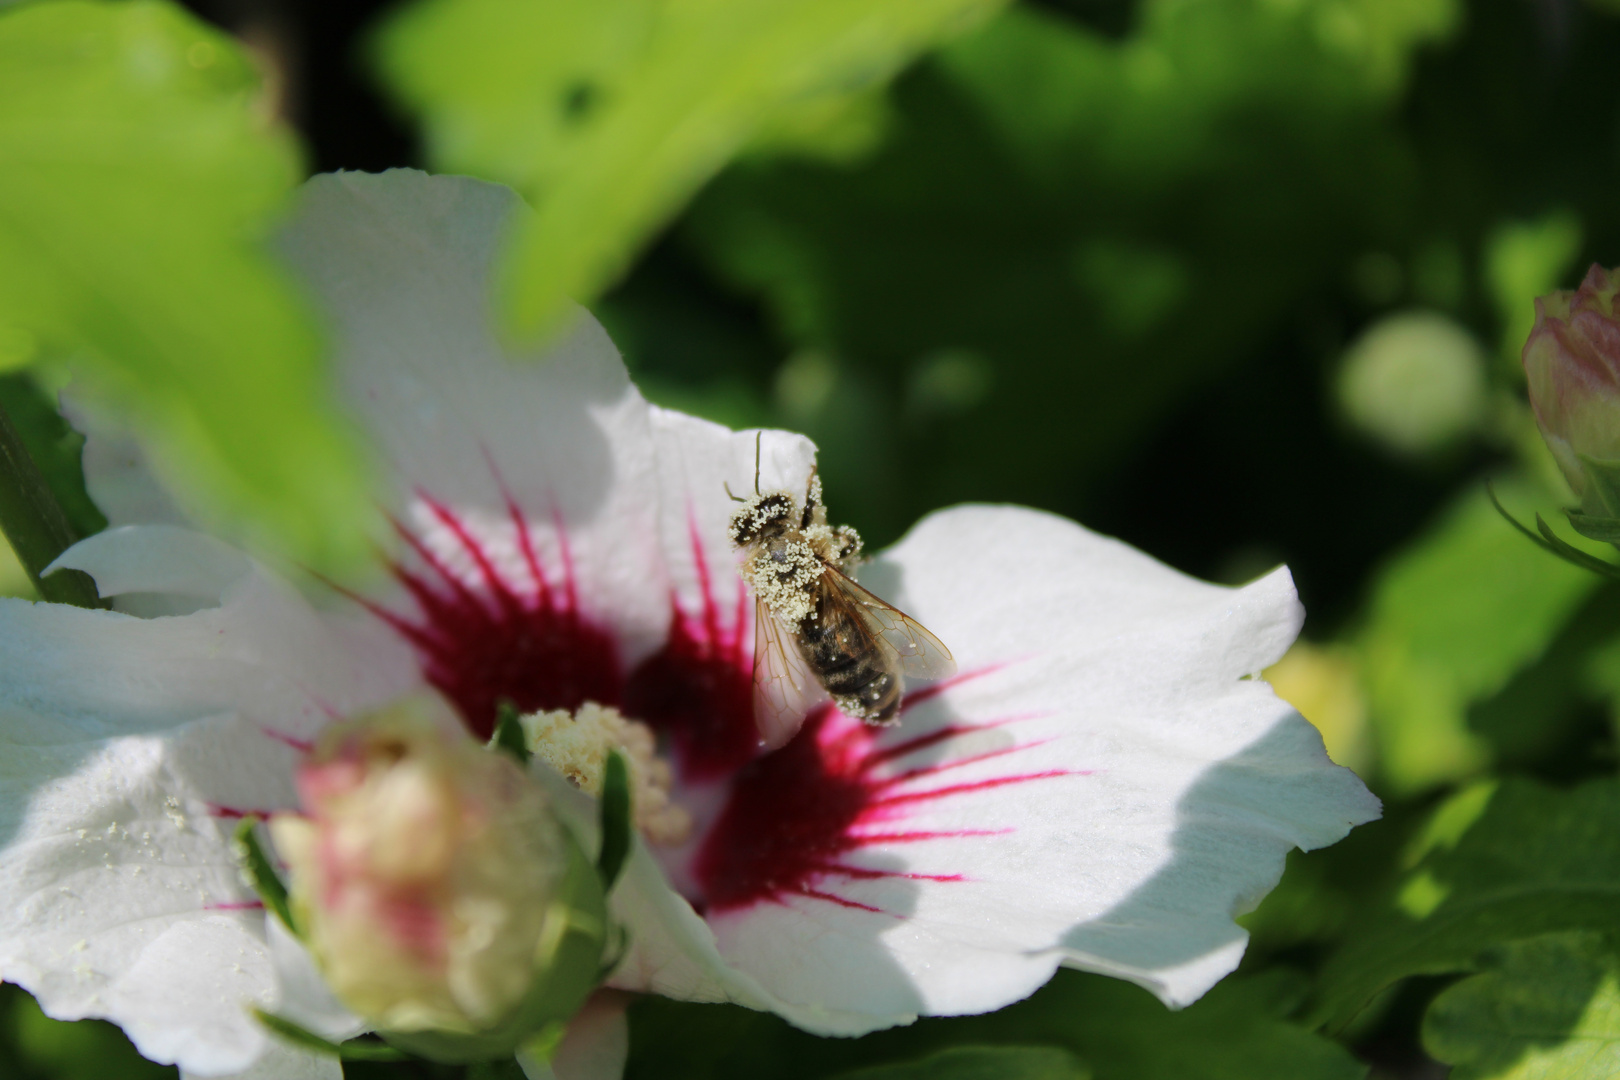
xmin=361 ymin=494 xmax=1055 ymax=916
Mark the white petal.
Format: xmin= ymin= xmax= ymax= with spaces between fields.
xmin=275 ymin=169 xmax=813 ymax=704
xmin=49 ymin=525 xmax=250 ymax=604
xmin=693 ymin=505 xmax=1378 ymax=1025
xmin=182 ymin=1041 xmax=343 ymax=1080
xmin=274 ymin=170 xmax=657 ymax=658
xmin=59 ymin=392 xmax=189 ymax=532
xmin=0 ymin=531 xmax=418 ymax=1073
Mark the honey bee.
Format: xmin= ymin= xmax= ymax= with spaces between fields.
xmin=727 ymin=437 xmax=956 ymax=748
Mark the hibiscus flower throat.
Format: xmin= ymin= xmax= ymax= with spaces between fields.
xmin=345 ymin=488 xmax=1067 ymax=916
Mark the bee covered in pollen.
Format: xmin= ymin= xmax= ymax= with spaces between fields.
xmin=727 ymin=438 xmax=956 ymax=749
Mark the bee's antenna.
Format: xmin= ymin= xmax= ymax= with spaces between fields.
xmin=724 ymin=482 xmax=745 ymax=502
xmin=753 ymin=431 xmax=762 ymax=495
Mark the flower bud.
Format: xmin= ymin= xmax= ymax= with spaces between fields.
xmin=1522 ymin=264 xmax=1620 ymax=513
xmin=269 ymin=696 xmax=605 ymax=1061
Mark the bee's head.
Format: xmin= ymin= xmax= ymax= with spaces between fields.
xmin=728 ymin=492 xmax=794 ymax=546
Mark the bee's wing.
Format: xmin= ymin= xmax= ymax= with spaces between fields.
xmin=822 ymin=564 xmax=957 ymax=681
xmin=752 ymin=596 xmax=826 ymax=749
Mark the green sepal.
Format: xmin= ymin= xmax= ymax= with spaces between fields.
xmin=489 ymin=700 xmax=532 ymax=765
xmin=375 ymin=827 xmax=608 ymax=1064
xmin=1579 ymin=454 xmax=1620 ymax=518
xmin=1565 ymin=510 xmax=1620 ymax=543
xmin=253 ymin=1010 xmax=409 ymax=1061
xmin=597 ymin=749 xmax=632 ymax=893
xmin=232 ymin=817 xmax=298 ymax=936
xmin=1485 ymin=481 xmax=1620 ymax=581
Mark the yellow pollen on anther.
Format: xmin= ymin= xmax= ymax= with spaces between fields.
xmin=520 ymin=702 xmax=692 ymax=846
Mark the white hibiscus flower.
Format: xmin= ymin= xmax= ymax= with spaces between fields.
xmin=0 ymin=170 xmax=1380 ymax=1079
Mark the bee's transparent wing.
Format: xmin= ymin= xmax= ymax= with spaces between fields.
xmin=824 ymin=564 xmax=957 ymax=681
xmin=752 ymin=597 xmax=825 ymax=749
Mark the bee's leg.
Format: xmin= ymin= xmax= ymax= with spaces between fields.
xmin=801 ymin=465 xmax=820 ymax=529
xmin=753 ymin=431 xmax=763 ymax=495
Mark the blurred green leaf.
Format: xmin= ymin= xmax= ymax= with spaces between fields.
xmin=1359 ymin=475 xmax=1602 ymax=792
xmin=1 ymin=983 xmax=173 ymax=1080
xmin=673 ymin=0 xmax=1454 ymax=543
xmin=627 ymin=969 xmax=1365 ymax=1080
xmin=373 ymin=0 xmax=1009 ymax=338
xmin=1484 ymin=212 xmax=1584 ymax=368
xmin=1423 ymin=932 xmax=1620 ymax=1080
xmin=828 ymin=1045 xmax=1090 ymax=1080
xmin=0 ymin=375 xmax=104 ymax=542
xmin=0 ymin=0 xmax=372 ymax=572
xmin=1314 ymin=778 xmax=1620 ymax=1033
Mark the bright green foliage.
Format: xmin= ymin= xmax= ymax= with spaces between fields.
xmin=1314 ymin=778 xmax=1620 ymax=1032
xmin=670 ymin=0 xmax=1462 ymax=542
xmin=372 ymin=0 xmax=1010 ymax=338
xmin=1424 ymin=932 xmax=1620 ymax=1080
xmin=1357 ymin=475 xmax=1601 ymax=791
xmin=1485 ymin=213 xmax=1585 ymax=367
xmin=0 ymin=0 xmax=371 ymax=572
xmin=626 ymin=970 xmax=1365 ymax=1080
xmin=827 ymin=1045 xmax=1090 ymax=1080
xmin=0 ymin=984 xmax=173 ymax=1080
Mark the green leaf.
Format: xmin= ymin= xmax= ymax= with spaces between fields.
xmin=1424 ymin=932 xmax=1620 ymax=1080
xmin=232 ymin=817 xmax=297 ymax=936
xmin=254 ymin=1011 xmax=409 ymax=1062
xmin=597 ymin=749 xmax=632 ymax=892
xmin=372 ymin=0 xmax=1010 ymax=338
xmin=0 ymin=0 xmax=372 ymax=572
xmin=1568 ymin=512 xmax=1620 ymax=543
xmin=489 ymin=701 xmax=532 ymax=765
xmin=0 ymin=374 xmax=105 ymax=542
xmin=1359 ymin=475 xmax=1602 ymax=791
xmin=0 ymin=395 xmax=102 ymax=608
xmin=1314 ymin=778 xmax=1620 ymax=1034
xmin=670 ymin=0 xmax=1461 ymax=543
xmin=827 ymin=1046 xmax=1089 ymax=1080
xmin=2 ymin=982 xmax=173 ymax=1080
xmin=1484 ymin=211 xmax=1583 ymax=367
xmin=626 ymin=970 xmax=1365 ymax=1080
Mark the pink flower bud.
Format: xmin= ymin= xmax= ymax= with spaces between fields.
xmin=269 ymin=697 xmax=569 ymax=1037
xmin=1522 ymin=264 xmax=1620 ymax=512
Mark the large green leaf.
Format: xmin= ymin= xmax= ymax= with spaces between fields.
xmin=828 ymin=1046 xmax=1089 ymax=1080
xmin=626 ymin=970 xmax=1365 ymax=1080
xmin=0 ymin=0 xmax=371 ymax=571
xmin=1423 ymin=932 xmax=1620 ymax=1080
xmin=1358 ymin=475 xmax=1601 ymax=791
xmin=1314 ymin=779 xmax=1620 ymax=1033
xmin=372 ymin=0 xmax=1009 ymax=337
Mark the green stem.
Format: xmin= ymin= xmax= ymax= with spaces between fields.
xmin=0 ymin=399 xmax=102 ymax=608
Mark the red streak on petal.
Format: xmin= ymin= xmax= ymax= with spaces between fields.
xmin=878 ymin=738 xmax=1057 ymax=787
xmin=259 ymin=727 xmax=314 ymax=754
xmin=206 ymin=803 xmax=266 ymax=820
xmin=867 ymin=770 xmax=1079 ymax=811
xmin=206 ymin=901 xmax=265 ymax=912
xmin=696 ymin=709 xmax=1074 ymax=913
xmin=848 ymin=829 xmax=1011 ymax=845
xmin=796 ymin=888 xmax=884 ymax=913
xmin=378 ymin=502 xmax=622 ymax=739
xmin=899 ymin=661 xmax=1022 ymax=712
xmin=625 ymin=517 xmax=758 ymax=779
